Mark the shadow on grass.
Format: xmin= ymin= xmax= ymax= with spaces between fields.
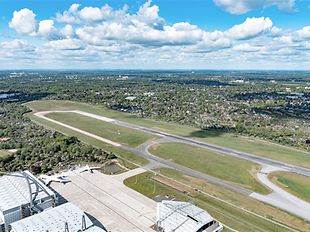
xmin=187 ymin=128 xmax=231 ymax=139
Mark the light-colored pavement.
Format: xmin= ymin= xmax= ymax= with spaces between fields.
xmin=51 ymin=168 xmax=156 ymax=232
xmin=38 ymin=110 xmax=310 ymax=177
xmin=36 ymin=110 xmax=310 ymax=222
xmin=251 ymin=165 xmax=310 ymax=222
xmin=128 ymin=138 xmax=252 ymax=195
xmin=35 ymin=111 xmax=121 ymax=147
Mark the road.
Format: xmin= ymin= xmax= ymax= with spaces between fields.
xmin=35 ymin=110 xmax=310 ymax=222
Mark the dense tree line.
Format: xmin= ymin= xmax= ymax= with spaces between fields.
xmin=0 ymin=70 xmax=309 ymax=150
xmin=0 ymin=103 xmax=116 ymax=174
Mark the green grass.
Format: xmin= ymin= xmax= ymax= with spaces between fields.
xmin=47 ymin=112 xmax=156 ymax=147
xmin=199 ymin=133 xmax=310 ymax=169
xmin=269 ymin=171 xmax=310 ymax=203
xmin=124 ymin=172 xmax=296 ymax=232
xmin=149 ymin=142 xmax=269 ymax=194
xmin=25 ymin=100 xmax=310 ymax=168
xmin=157 ymin=168 xmax=310 ymax=231
xmin=0 ymin=150 xmax=11 ymax=158
xmin=26 ymin=113 xmax=148 ymax=168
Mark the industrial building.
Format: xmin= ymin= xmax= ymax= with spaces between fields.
xmin=10 ymin=202 xmax=106 ymax=232
xmin=0 ymin=171 xmax=58 ymax=232
xmin=156 ymin=201 xmax=223 ymax=232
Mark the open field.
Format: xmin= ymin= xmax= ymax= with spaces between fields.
xmin=149 ymin=142 xmax=269 ymax=194
xmin=269 ymin=171 xmax=310 ymax=203
xmin=26 ymin=113 xmax=149 ymax=168
xmin=124 ymin=171 xmax=306 ymax=232
xmin=47 ymin=112 xmax=156 ymax=147
xmin=26 ymin=100 xmax=310 ymax=168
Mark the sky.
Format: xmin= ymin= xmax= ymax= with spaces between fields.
xmin=0 ymin=0 xmax=309 ymax=70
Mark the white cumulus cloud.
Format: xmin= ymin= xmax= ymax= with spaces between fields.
xmin=0 ymin=39 xmax=31 ymax=50
xmin=296 ymin=26 xmax=310 ymax=40
xmin=233 ymin=43 xmax=261 ymax=52
xmin=37 ymin=20 xmax=55 ymax=37
xmin=56 ymin=4 xmax=81 ymax=24
xmin=4 ymin=1 xmax=310 ymax=69
xmin=9 ymin=9 xmax=37 ymax=34
xmin=44 ymin=39 xmax=84 ymax=50
xmin=137 ymin=0 xmax=161 ymax=24
xmin=214 ymin=0 xmax=296 ymax=14
xmin=79 ymin=7 xmax=104 ymax=22
xmin=60 ymin=25 xmax=75 ymax=38
xmin=226 ymin=17 xmax=273 ymax=40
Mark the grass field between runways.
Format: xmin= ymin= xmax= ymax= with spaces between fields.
xmin=26 ymin=113 xmax=149 ymax=168
xmin=46 ymin=112 xmax=157 ymax=147
xmin=26 ymin=100 xmax=310 ymax=168
xmin=269 ymin=171 xmax=310 ymax=203
xmin=149 ymin=142 xmax=270 ymax=194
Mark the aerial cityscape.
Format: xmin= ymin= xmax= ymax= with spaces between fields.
xmin=0 ymin=1 xmax=309 ymax=232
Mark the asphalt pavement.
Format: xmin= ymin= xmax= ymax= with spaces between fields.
xmin=35 ymin=110 xmax=310 ymax=222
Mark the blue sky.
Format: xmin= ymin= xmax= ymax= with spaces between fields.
xmin=0 ymin=0 xmax=309 ymax=69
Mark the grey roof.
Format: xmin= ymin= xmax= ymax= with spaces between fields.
xmin=0 ymin=171 xmax=55 ymax=213
xmin=157 ymin=201 xmax=215 ymax=232
xmin=10 ymin=203 xmax=106 ymax=232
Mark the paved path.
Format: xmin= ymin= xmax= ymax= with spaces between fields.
xmin=251 ymin=165 xmax=310 ymax=222
xmin=36 ymin=110 xmax=310 ymax=222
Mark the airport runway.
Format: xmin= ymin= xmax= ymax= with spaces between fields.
xmin=111 ymin=120 xmax=310 ymax=178
xmin=36 ymin=110 xmax=310 ymax=177
xmin=125 ymin=138 xmax=252 ymax=195
xmin=35 ymin=110 xmax=310 ymax=221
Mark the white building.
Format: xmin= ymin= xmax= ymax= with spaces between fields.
xmin=156 ymin=201 xmax=223 ymax=232
xmin=10 ymin=203 xmax=106 ymax=232
xmin=0 ymin=171 xmax=57 ymax=232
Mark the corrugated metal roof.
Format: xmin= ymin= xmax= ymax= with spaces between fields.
xmin=0 ymin=171 xmax=55 ymax=213
xmin=10 ymin=203 xmax=106 ymax=232
xmin=157 ymin=201 xmax=214 ymax=232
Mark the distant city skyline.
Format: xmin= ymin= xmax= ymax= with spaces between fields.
xmin=0 ymin=0 xmax=309 ymax=70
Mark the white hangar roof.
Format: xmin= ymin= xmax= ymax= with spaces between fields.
xmin=0 ymin=171 xmax=55 ymax=213
xmin=10 ymin=203 xmax=106 ymax=232
xmin=157 ymin=201 xmax=220 ymax=232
